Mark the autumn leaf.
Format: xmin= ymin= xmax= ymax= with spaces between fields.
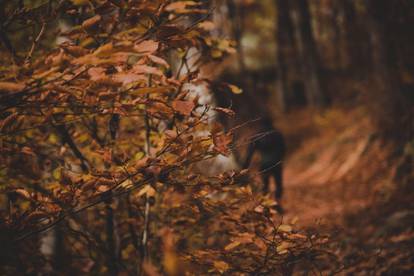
xmin=113 ymin=72 xmax=146 ymax=86
xmin=198 ymin=21 xmax=215 ymax=31
xmin=82 ymin=15 xmax=101 ymax=30
xmin=129 ymin=86 xmax=173 ymax=96
xmin=214 ymin=107 xmax=235 ymax=117
xmin=93 ymin=43 xmax=113 ymax=57
xmin=278 ymin=224 xmax=293 ymax=232
xmin=165 ymin=1 xmax=201 ymax=14
xmin=172 ymin=100 xmax=195 ymax=116
xmin=0 ymin=82 xmax=25 ymax=92
xmin=227 ymin=83 xmax=243 ymax=94
xmin=224 ymin=240 xmax=241 ymax=251
xmin=213 ymin=260 xmax=229 ymax=273
xmin=148 ymin=55 xmax=170 ymax=68
xmin=137 ymin=185 xmax=156 ymax=197
xmin=212 ymin=132 xmax=233 ymax=156
xmin=71 ymin=0 xmax=90 ymax=5
xmin=134 ymin=40 xmax=159 ymax=54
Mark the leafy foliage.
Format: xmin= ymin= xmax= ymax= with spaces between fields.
xmin=0 ymin=1 xmax=334 ymax=274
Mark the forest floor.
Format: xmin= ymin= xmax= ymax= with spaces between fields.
xmin=277 ymin=106 xmax=414 ymax=274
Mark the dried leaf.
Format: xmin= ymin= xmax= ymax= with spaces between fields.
xmin=172 ymin=100 xmax=195 ymax=116
xmin=224 ymin=241 xmax=241 ymax=251
xmin=148 ymin=55 xmax=170 ymax=68
xmin=214 ymin=107 xmax=235 ymax=117
xmin=137 ymin=185 xmax=156 ymax=197
xmin=129 ymin=86 xmax=173 ymax=96
xmin=93 ymin=43 xmax=113 ymax=57
xmin=0 ymin=82 xmax=25 ymax=92
xmin=212 ymin=132 xmax=233 ymax=156
xmin=213 ymin=260 xmax=229 ymax=273
xmin=134 ymin=40 xmax=159 ymax=54
xmin=227 ymin=84 xmax=242 ymax=94
xmin=82 ymin=15 xmax=101 ymax=30
xmin=278 ymin=224 xmax=293 ymax=232
xmin=71 ymin=0 xmax=89 ymax=5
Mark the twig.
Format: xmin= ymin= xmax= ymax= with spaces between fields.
xmin=25 ymin=22 xmax=46 ymax=64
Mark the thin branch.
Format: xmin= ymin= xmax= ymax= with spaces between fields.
xmin=25 ymin=22 xmax=46 ymax=64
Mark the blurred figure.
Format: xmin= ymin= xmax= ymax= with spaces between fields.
xmin=243 ymin=117 xmax=286 ymax=213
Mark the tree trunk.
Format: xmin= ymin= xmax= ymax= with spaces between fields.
xmin=290 ymin=0 xmax=327 ymax=107
xmin=274 ymin=0 xmax=295 ymax=112
xmin=364 ymin=0 xmax=405 ymax=139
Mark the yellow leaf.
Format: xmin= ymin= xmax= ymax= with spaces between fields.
xmin=165 ymin=1 xmax=201 ymax=13
xmin=276 ymin=241 xmax=291 ymax=254
xmin=93 ymin=42 xmax=113 ymax=57
xmin=71 ymin=0 xmax=90 ymax=5
xmin=137 ymin=185 xmax=156 ymax=197
xmin=224 ymin=241 xmax=241 ymax=251
xmin=213 ymin=260 xmax=229 ymax=273
xmin=278 ymin=224 xmax=293 ymax=232
xmin=228 ymin=84 xmax=242 ymax=94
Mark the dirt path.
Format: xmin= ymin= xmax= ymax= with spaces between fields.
xmin=277 ymin=108 xmax=414 ymax=274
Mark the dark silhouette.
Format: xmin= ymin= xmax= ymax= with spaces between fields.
xmin=243 ymin=118 xmax=286 ymax=212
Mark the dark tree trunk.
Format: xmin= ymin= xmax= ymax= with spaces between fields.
xmin=274 ymin=0 xmax=295 ymax=112
xmin=226 ymin=0 xmax=246 ymax=73
xmin=290 ymin=0 xmax=327 ymax=107
xmin=105 ymin=195 xmax=118 ymax=276
xmin=364 ymin=0 xmax=406 ymax=139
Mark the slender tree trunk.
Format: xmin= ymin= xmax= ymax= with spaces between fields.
xmin=105 ymin=194 xmax=118 ymax=276
xmin=364 ymin=0 xmax=405 ymax=138
xmin=274 ymin=0 xmax=295 ymax=112
xmin=290 ymin=0 xmax=327 ymax=107
xmin=226 ymin=0 xmax=246 ymax=73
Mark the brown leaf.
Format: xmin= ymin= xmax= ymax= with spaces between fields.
xmin=129 ymin=86 xmax=173 ymax=96
xmin=113 ymin=72 xmax=146 ymax=86
xmin=134 ymin=40 xmax=159 ymax=54
xmin=88 ymin=67 xmax=107 ymax=81
xmin=212 ymin=132 xmax=233 ymax=156
xmin=165 ymin=1 xmax=202 ymax=14
xmin=64 ymin=45 xmax=89 ymax=57
xmin=15 ymin=189 xmax=31 ymax=200
xmin=142 ymin=261 xmax=162 ymax=276
xmin=132 ymin=64 xmax=163 ymax=76
xmin=172 ymin=100 xmax=195 ymax=116
xmin=214 ymin=107 xmax=235 ymax=117
xmin=213 ymin=260 xmax=229 ymax=273
xmin=82 ymin=15 xmax=101 ymax=30
xmin=93 ymin=42 xmax=113 ymax=57
xmin=0 ymin=82 xmax=25 ymax=92
xmin=148 ymin=55 xmax=170 ymax=68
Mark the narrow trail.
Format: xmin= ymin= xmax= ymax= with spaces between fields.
xmin=278 ymin=107 xmax=414 ymax=273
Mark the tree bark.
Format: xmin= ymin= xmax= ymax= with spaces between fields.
xmin=290 ymin=0 xmax=327 ymax=107
xmin=274 ymin=0 xmax=295 ymax=112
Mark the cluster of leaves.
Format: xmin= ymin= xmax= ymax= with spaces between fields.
xmin=0 ymin=0 xmax=335 ymax=274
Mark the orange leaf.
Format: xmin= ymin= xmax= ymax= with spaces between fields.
xmin=134 ymin=40 xmax=159 ymax=54
xmin=0 ymin=82 xmax=25 ymax=92
xmin=82 ymin=15 xmax=101 ymax=30
xmin=172 ymin=100 xmax=195 ymax=116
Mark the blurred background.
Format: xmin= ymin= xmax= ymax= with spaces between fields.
xmin=207 ymin=1 xmax=414 ymax=270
